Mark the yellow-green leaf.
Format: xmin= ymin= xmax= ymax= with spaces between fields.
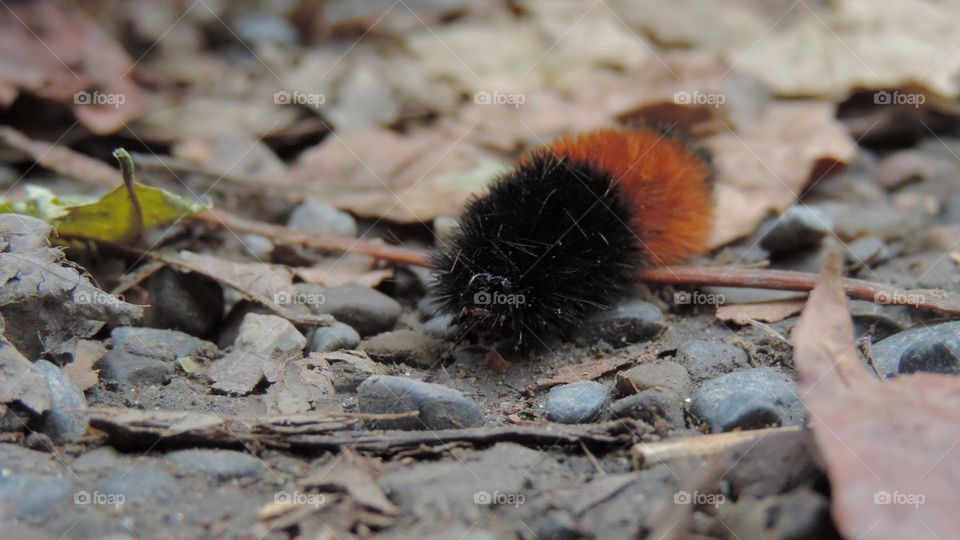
xmin=0 ymin=147 xmax=209 ymax=244
xmin=53 ymin=182 xmax=208 ymax=243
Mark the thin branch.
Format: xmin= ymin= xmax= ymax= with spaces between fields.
xmin=188 ymin=209 xmax=431 ymax=266
xmin=187 ymin=210 xmax=960 ymax=316
xmin=638 ymin=266 xmax=960 ymax=316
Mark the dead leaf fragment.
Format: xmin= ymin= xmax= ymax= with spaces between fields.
xmin=0 ymin=337 xmax=50 ymax=415
xmin=793 ymin=252 xmax=960 ymax=540
xmin=716 ymin=299 xmax=807 ymax=325
xmin=0 ymin=1 xmax=147 ymax=132
xmin=263 ymin=355 xmax=339 ymax=415
xmin=707 ymin=101 xmax=856 ymax=246
xmin=300 ymin=450 xmax=399 ymax=516
xmin=158 ymin=251 xmax=331 ymax=326
xmin=61 ymin=340 xmax=104 ymax=391
xmin=282 ymin=128 xmax=495 ymax=223
xmin=537 ymin=353 xmax=648 ymax=388
xmin=0 ymin=214 xmax=142 ymax=359
xmin=208 ymin=313 xmax=307 ymax=395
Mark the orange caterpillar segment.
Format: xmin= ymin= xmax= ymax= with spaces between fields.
xmin=546 ymin=129 xmax=713 ymax=266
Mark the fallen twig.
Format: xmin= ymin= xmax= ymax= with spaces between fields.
xmin=639 ymin=266 xmax=960 ymax=316
xmin=87 ymin=407 xmax=647 ymax=454
xmin=189 ymin=209 xmax=430 ymax=267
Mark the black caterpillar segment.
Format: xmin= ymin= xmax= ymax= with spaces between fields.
xmin=429 ymin=151 xmax=642 ymax=346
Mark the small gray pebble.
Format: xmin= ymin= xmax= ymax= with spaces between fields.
xmin=358 ymin=375 xmax=484 ymax=430
xmin=34 ymin=360 xmax=87 ymax=443
xmin=692 ymin=367 xmax=804 ymax=433
xmin=233 ymin=13 xmax=298 ymax=45
xmin=677 ymin=340 xmax=749 ymax=382
xmin=0 ymin=474 xmax=72 ymax=519
xmin=309 ymin=322 xmax=361 ymax=352
xmin=545 ymin=381 xmax=611 ymax=424
xmin=759 ymin=206 xmax=832 ymax=254
xmin=423 ymin=314 xmax=459 ymax=340
xmin=96 ymin=351 xmax=172 ymax=386
xmin=899 ymin=335 xmax=960 ymax=375
xmin=577 ymin=299 xmax=665 ymax=347
xmin=240 ymin=234 xmax=274 ymax=259
xmin=844 ymin=236 xmax=890 ymax=268
xmin=111 ymin=327 xmax=218 ymax=361
xmin=870 ymin=321 xmax=960 ymax=377
xmin=95 ymin=464 xmax=178 ymax=503
xmin=142 ymin=268 xmax=223 ymax=338
xmin=166 ymin=449 xmax=264 ymax=481
xmin=610 ymin=388 xmax=685 ymax=430
xmin=297 ymin=283 xmax=401 ymax=336
xmin=363 ymin=330 xmax=446 ymax=369
xmin=287 ymin=199 xmax=358 ymax=237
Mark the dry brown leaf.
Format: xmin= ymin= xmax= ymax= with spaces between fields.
xmin=0 ymin=215 xmax=142 ymax=360
xmin=208 ymin=313 xmax=307 ymax=396
xmin=707 ymin=101 xmax=856 ymax=247
xmin=158 ymin=251 xmax=331 ymax=326
xmin=263 ymin=355 xmax=339 ymax=415
xmin=292 ymin=255 xmax=394 ymax=288
xmin=61 ymin=339 xmax=104 ymax=391
xmin=300 ymin=449 xmax=400 ymax=516
xmin=281 ymin=128 xmax=496 ymax=223
xmin=0 ymin=337 xmax=50 ymax=415
xmin=715 ymin=299 xmax=807 ymax=325
xmin=0 ymin=128 xmax=118 ymax=188
xmin=133 ymin=99 xmax=300 ymax=143
xmin=732 ymin=0 xmax=960 ymax=99
xmin=0 ymin=1 xmax=147 ymax=133
xmin=872 ymin=149 xmax=956 ymax=189
xmin=793 ymin=252 xmax=960 ymax=540
xmin=537 ymin=352 xmax=650 ymax=388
